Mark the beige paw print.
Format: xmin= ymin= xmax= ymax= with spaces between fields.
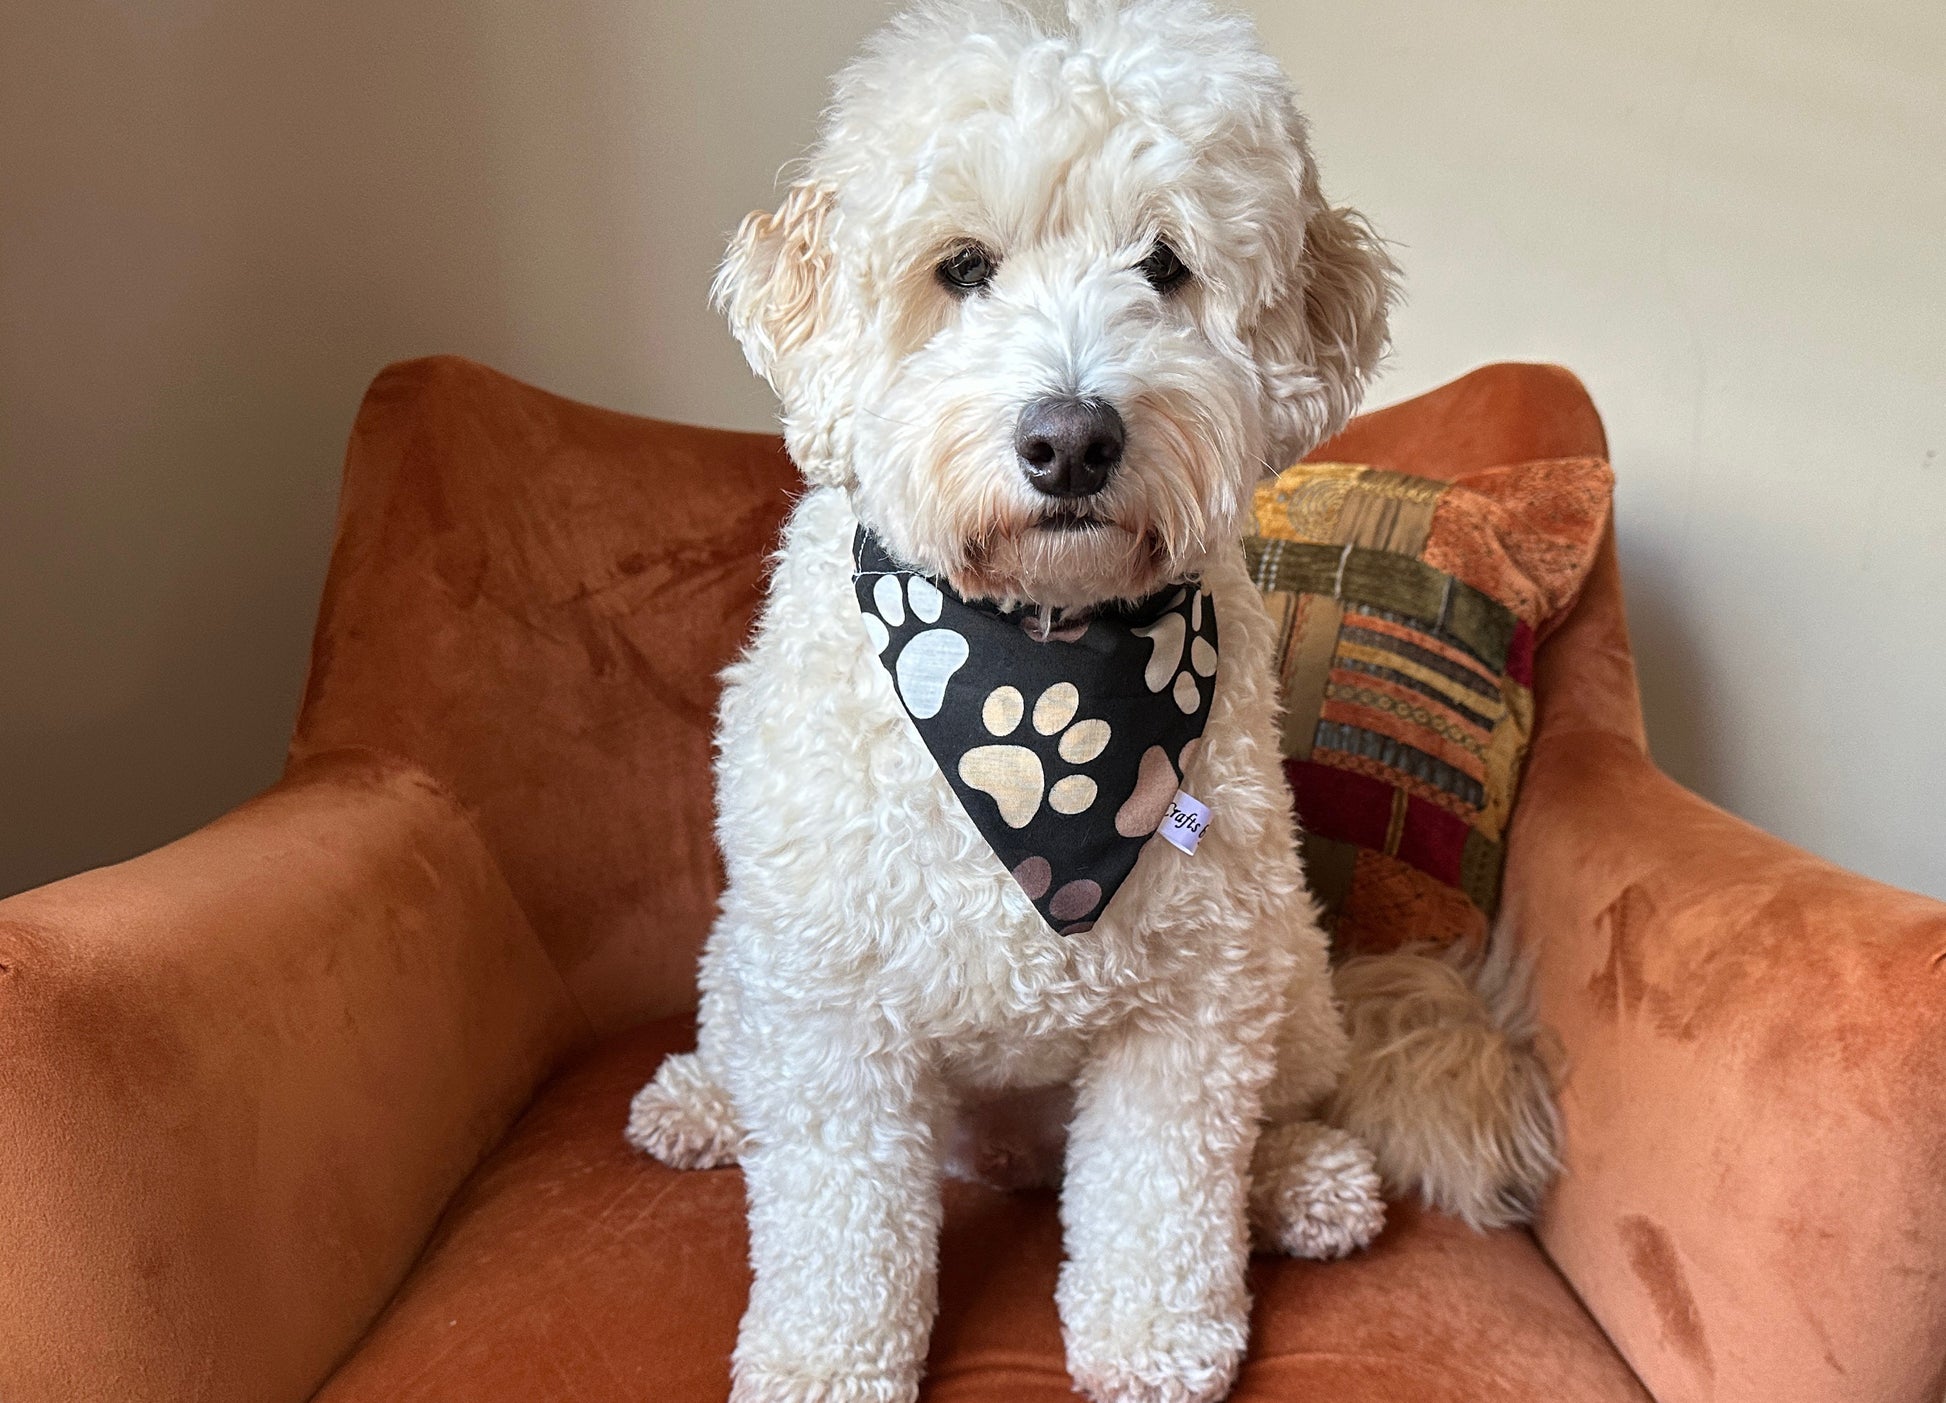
xmin=1136 ymin=589 xmax=1214 ymax=714
xmin=959 ymin=682 xmax=1111 ymax=828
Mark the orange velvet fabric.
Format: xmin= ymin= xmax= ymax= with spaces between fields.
xmin=1509 ymin=742 xmax=1946 ymax=1402
xmin=0 ymin=748 xmax=586 ymax=1403
xmin=314 ymin=1019 xmax=1650 ymax=1403
xmin=291 ymin=356 xmax=798 ymax=1035
xmin=1314 ymin=361 xmax=1611 ymax=487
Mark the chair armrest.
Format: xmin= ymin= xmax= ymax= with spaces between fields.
xmin=0 ymin=749 xmax=588 ymax=1403
xmin=1504 ymin=732 xmax=1946 ymax=1403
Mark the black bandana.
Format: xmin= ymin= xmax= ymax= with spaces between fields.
xmin=852 ymin=527 xmax=1218 ymax=935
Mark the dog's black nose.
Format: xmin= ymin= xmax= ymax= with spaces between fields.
xmin=1015 ymin=396 xmax=1124 ymax=498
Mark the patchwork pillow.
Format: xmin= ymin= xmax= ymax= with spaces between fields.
xmin=1245 ymin=457 xmax=1614 ymax=956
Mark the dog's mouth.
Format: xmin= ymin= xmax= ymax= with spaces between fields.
xmin=1032 ymin=506 xmax=1108 ymax=534
xmin=953 ymin=514 xmax=1173 ymax=613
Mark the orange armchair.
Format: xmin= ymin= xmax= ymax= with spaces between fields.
xmin=3 ymin=358 xmax=1939 ymax=1403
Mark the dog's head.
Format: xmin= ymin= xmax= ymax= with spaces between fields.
xmin=716 ymin=0 xmax=1397 ymax=610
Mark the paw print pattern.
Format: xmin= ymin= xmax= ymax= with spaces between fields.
xmin=853 ymin=526 xmax=1217 ymax=937
xmin=959 ymin=681 xmax=1112 ymax=828
xmin=1136 ymin=587 xmax=1220 ymax=715
xmin=894 ymin=629 xmax=968 ymax=719
xmin=860 ymin=572 xmax=970 ymax=719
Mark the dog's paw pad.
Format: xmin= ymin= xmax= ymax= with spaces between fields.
xmin=1032 ymin=681 xmax=1078 ymax=732
xmin=893 ymin=627 xmax=968 ymax=718
xmin=907 ymin=574 xmax=943 ymax=622
xmin=981 ymin=684 xmax=1024 ymax=734
xmin=960 ymin=743 xmax=1045 ymax=827
xmin=1134 ymin=610 xmax=1187 ymax=691
xmin=967 ymin=683 xmax=1115 ymax=826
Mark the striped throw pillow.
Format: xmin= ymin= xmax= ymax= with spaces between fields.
xmin=1246 ymin=457 xmax=1614 ymax=955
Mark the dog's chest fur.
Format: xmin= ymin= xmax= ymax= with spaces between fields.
xmin=704 ymin=488 xmax=1303 ymax=1091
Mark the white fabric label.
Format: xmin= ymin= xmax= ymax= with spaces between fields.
xmin=1158 ymin=790 xmax=1210 ymax=854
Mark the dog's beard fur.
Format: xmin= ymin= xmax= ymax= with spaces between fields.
xmin=847 ymin=253 xmax=1261 ymax=612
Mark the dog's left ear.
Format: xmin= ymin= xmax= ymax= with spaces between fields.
xmin=1250 ymin=193 xmax=1398 ymax=471
xmin=712 ymin=179 xmax=838 ymax=392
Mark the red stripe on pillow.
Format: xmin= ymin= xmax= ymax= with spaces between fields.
xmin=1396 ymin=795 xmax=1471 ymax=886
xmin=1505 ymin=620 xmax=1536 ymax=687
xmin=1284 ymin=759 xmax=1395 ymax=852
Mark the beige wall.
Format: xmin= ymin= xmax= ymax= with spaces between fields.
xmin=2 ymin=1 xmax=1940 ymax=901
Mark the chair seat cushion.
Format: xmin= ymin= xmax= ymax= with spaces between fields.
xmin=313 ymin=1020 xmax=1647 ymax=1403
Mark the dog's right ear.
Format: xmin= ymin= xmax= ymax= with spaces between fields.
xmin=712 ymin=180 xmax=837 ymax=391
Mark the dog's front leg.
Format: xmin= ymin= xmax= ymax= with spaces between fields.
xmin=1057 ymin=1013 xmax=1270 ymax=1403
xmin=730 ymin=1025 xmax=942 ymax=1403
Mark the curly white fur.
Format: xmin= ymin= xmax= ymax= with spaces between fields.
xmin=624 ymin=4 xmax=1447 ymax=1401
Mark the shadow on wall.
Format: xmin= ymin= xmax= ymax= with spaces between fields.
xmin=1 ymin=2 xmax=512 ymax=896
xmin=1621 ymin=532 xmax=1729 ymax=806
xmin=0 ymin=1 xmax=884 ymax=896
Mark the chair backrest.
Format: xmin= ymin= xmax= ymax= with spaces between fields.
xmin=293 ymin=356 xmax=1635 ymax=1033
xmin=291 ymin=357 xmax=795 ymax=1034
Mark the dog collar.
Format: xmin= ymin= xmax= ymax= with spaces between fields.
xmin=852 ymin=527 xmax=1218 ymax=935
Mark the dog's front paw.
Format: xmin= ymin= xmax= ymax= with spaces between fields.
xmin=730 ymin=1363 xmax=918 ymax=1403
xmin=1248 ymin=1120 xmax=1385 ymax=1259
xmin=1061 ymin=1276 xmax=1247 ymax=1403
xmin=1064 ymin=1321 xmax=1247 ymax=1403
xmin=624 ymin=1052 xmax=745 ymax=1169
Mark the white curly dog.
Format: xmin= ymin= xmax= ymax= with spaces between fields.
xmin=628 ymin=3 xmax=1557 ymax=1401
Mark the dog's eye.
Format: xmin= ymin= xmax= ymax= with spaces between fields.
xmin=1138 ymin=239 xmax=1191 ymax=293
xmin=936 ymin=245 xmax=998 ymax=295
